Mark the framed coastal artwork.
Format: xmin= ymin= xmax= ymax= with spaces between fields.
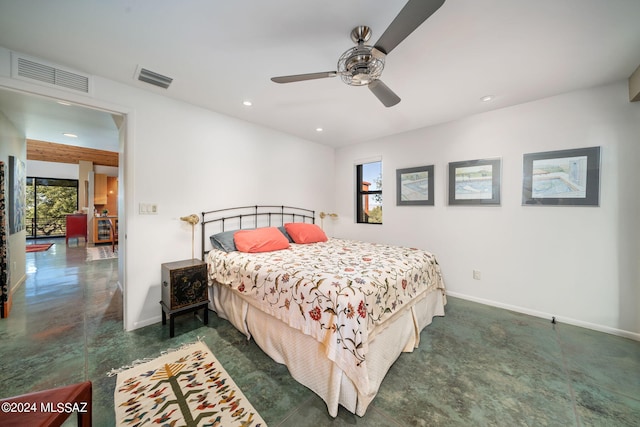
xmin=448 ymin=158 xmax=501 ymax=205
xmin=522 ymin=147 xmax=600 ymax=206
xmin=396 ymin=165 xmax=434 ymax=206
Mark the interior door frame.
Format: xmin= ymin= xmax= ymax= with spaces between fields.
xmin=0 ymin=79 xmax=131 ymax=330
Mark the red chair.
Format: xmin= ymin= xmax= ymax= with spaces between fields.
xmin=0 ymin=381 xmax=92 ymax=426
xmin=108 ymin=218 xmax=118 ymax=254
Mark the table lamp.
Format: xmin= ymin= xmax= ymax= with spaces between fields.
xmin=180 ymin=214 xmax=200 ymax=259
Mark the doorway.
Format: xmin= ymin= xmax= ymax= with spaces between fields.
xmin=0 ymin=86 xmax=127 ymax=328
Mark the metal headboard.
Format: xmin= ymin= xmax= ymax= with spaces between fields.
xmin=201 ymin=205 xmax=315 ymax=260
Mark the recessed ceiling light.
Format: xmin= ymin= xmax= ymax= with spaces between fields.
xmin=63 ymin=133 xmax=78 ymax=138
xmin=316 ymin=127 xmax=323 ymax=132
xmin=243 ymin=100 xmax=252 ymax=106
xmin=57 ymin=101 xmax=72 ymax=106
xmin=480 ymin=95 xmax=494 ymax=102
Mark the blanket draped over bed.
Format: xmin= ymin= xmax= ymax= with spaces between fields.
xmin=207 ymin=237 xmax=445 ymax=397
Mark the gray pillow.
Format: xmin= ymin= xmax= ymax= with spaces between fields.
xmin=210 ymin=230 xmax=239 ymax=252
xmin=278 ymin=226 xmax=294 ymax=243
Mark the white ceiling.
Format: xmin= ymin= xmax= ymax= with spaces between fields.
xmin=0 ymin=0 xmax=639 ymax=150
xmin=0 ymin=89 xmax=121 ymax=151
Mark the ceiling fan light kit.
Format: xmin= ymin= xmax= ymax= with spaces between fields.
xmin=337 ymin=26 xmax=385 ymax=87
xmin=270 ymin=0 xmax=446 ymax=107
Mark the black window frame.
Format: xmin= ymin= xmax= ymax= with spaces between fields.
xmin=26 ymin=176 xmax=79 ymax=238
xmin=356 ymin=161 xmax=382 ymax=224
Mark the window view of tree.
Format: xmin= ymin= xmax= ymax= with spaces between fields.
xmin=356 ymin=161 xmax=382 ymax=224
xmin=26 ymin=177 xmax=79 ymax=238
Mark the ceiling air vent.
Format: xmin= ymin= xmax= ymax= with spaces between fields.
xmin=137 ymin=67 xmax=173 ymax=89
xmin=11 ymin=52 xmax=91 ymax=94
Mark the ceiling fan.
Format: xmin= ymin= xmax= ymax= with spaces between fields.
xmin=270 ymin=0 xmax=445 ymax=107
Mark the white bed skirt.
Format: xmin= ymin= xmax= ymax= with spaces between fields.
xmin=208 ymin=284 xmax=446 ymax=417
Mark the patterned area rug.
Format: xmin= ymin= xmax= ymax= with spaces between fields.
xmin=86 ymin=246 xmax=117 ymax=261
xmin=26 ymin=243 xmax=53 ymax=253
xmin=112 ymin=341 xmax=266 ymax=426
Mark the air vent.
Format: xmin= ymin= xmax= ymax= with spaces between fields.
xmin=11 ymin=52 xmax=91 ymax=94
xmin=137 ymin=67 xmax=173 ymax=89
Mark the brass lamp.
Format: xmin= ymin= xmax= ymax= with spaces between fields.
xmin=319 ymin=212 xmax=338 ymax=230
xmin=180 ymin=214 xmax=200 ymax=259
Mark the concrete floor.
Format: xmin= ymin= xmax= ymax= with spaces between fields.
xmin=1 ymin=237 xmax=639 ymax=426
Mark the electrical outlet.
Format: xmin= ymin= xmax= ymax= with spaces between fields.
xmin=473 ymin=270 xmax=481 ymax=280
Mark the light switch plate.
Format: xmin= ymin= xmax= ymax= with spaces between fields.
xmin=139 ymin=203 xmax=158 ymax=214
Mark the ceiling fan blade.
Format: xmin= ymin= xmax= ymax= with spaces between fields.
xmin=271 ymin=71 xmax=337 ymax=84
xmin=368 ymin=80 xmax=401 ymax=107
xmin=374 ymin=0 xmax=445 ymax=55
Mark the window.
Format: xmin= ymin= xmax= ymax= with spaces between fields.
xmin=356 ymin=160 xmax=382 ymax=224
xmin=26 ymin=177 xmax=79 ymax=238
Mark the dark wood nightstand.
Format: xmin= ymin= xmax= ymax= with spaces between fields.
xmin=160 ymin=259 xmax=209 ymax=337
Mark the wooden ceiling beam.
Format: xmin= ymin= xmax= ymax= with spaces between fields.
xmin=26 ymin=139 xmax=118 ymax=167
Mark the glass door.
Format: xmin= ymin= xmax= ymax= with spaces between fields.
xmin=26 ymin=177 xmax=79 ymax=238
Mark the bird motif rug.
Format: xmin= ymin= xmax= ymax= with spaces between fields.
xmin=113 ymin=341 xmax=266 ymax=426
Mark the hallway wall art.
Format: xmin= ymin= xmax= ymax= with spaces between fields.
xmin=8 ymin=156 xmax=25 ymax=235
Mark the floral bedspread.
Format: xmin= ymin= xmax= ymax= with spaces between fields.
xmin=206 ymin=238 xmax=445 ymax=391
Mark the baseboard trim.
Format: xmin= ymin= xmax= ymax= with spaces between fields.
xmin=129 ymin=315 xmax=162 ymax=331
xmin=12 ymin=273 xmax=26 ymax=290
xmin=446 ymin=291 xmax=640 ymax=342
xmin=2 ymin=274 xmax=26 ymax=318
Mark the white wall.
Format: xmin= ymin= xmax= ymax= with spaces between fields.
xmin=0 ymin=111 xmax=26 ymax=297
xmin=100 ymin=80 xmax=335 ymax=329
xmin=333 ymin=81 xmax=640 ymax=338
xmin=26 ymin=160 xmax=78 ymax=179
xmin=0 ymin=46 xmax=335 ymax=331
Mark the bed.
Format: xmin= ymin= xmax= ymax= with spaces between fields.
xmin=201 ymin=205 xmax=446 ymax=417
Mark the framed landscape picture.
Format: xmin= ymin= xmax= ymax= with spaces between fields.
xmin=522 ymin=146 xmax=600 ymax=206
xmin=448 ymin=158 xmax=501 ymax=205
xmin=396 ymin=165 xmax=434 ymax=206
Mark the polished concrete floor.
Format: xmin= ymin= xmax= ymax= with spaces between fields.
xmin=1 ymin=238 xmax=639 ymax=426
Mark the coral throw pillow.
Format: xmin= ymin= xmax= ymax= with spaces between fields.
xmin=284 ymin=223 xmax=328 ymax=244
xmin=234 ymin=227 xmax=290 ymax=253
